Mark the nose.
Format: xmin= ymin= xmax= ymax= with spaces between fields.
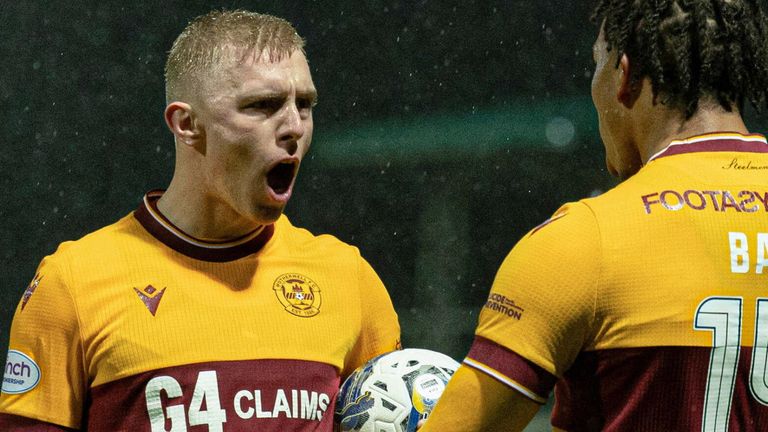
xmin=277 ymin=103 xmax=305 ymax=155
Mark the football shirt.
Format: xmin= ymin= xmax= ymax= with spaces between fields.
xmin=0 ymin=191 xmax=401 ymax=431
xmin=466 ymin=133 xmax=768 ymax=431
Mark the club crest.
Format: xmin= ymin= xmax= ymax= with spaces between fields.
xmin=273 ymin=273 xmax=322 ymax=318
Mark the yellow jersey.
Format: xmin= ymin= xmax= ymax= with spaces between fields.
xmin=465 ymin=133 xmax=768 ymax=431
xmin=0 ymin=190 xmax=400 ymax=431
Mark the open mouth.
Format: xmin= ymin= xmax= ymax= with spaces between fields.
xmin=266 ymin=161 xmax=297 ymax=195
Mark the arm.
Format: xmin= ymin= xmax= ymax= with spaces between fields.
xmin=0 ymin=256 xmax=86 ymax=429
xmin=342 ymin=255 xmax=401 ymax=377
xmin=425 ymin=202 xmax=601 ymax=431
xmin=421 ymin=365 xmax=540 ymax=432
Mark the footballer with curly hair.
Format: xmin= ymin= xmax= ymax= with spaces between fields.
xmin=424 ymin=1 xmax=768 ymax=430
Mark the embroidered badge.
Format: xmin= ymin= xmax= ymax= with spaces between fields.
xmin=273 ymin=273 xmax=322 ymax=318
xmin=134 ymin=285 xmax=166 ymax=316
xmin=21 ymin=274 xmax=43 ymax=311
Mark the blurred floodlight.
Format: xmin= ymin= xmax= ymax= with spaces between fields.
xmin=545 ymin=116 xmax=576 ymax=147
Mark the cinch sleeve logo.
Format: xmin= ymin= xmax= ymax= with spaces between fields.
xmin=2 ymin=350 xmax=41 ymax=394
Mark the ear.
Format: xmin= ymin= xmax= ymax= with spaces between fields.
xmin=616 ymin=53 xmax=635 ymax=106
xmin=164 ymin=102 xmax=203 ymax=147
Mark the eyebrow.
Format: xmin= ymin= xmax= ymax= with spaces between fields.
xmin=297 ymin=89 xmax=319 ymax=103
xmin=240 ymin=88 xmax=317 ymax=101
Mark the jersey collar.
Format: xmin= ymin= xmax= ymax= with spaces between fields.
xmin=647 ymin=132 xmax=768 ymax=163
xmin=133 ymin=190 xmax=274 ymax=262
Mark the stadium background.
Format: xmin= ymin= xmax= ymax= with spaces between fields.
xmin=2 ymin=1 xmax=765 ymax=429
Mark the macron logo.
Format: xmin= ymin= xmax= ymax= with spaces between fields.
xmin=134 ymin=285 xmax=166 ymax=316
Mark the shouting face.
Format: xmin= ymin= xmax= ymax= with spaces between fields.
xmin=192 ymin=49 xmax=317 ymax=226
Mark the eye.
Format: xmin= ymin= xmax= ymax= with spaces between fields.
xmin=296 ymin=97 xmax=316 ymax=111
xmin=295 ymin=97 xmax=316 ymax=120
xmin=243 ymin=98 xmax=283 ymax=114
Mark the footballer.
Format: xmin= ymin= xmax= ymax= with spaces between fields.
xmin=423 ymin=0 xmax=768 ymax=431
xmin=0 ymin=10 xmax=400 ymax=431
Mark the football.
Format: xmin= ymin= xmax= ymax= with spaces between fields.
xmin=335 ymin=348 xmax=460 ymax=432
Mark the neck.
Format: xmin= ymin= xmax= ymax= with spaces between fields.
xmin=158 ymin=177 xmax=263 ymax=241
xmin=637 ymin=103 xmax=749 ymax=164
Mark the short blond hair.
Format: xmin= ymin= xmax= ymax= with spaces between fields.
xmin=165 ymin=9 xmax=305 ymax=103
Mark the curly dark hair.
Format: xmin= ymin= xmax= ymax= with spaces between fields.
xmin=592 ymin=0 xmax=768 ymax=118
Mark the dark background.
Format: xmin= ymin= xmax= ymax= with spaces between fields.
xmin=7 ymin=1 xmax=761 ymax=428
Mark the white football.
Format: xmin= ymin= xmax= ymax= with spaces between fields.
xmin=335 ymin=348 xmax=460 ymax=432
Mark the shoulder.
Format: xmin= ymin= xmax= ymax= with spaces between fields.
xmin=478 ymin=203 xmax=602 ymax=377
xmin=42 ymin=212 xmax=144 ymax=283
xmin=573 ymin=166 xmax=678 ymax=241
xmin=490 ymin=200 xmax=603 ymax=316
xmin=509 ymin=170 xmax=668 ymax=261
xmin=53 ymin=213 xmax=140 ymax=257
xmin=514 ymin=200 xmax=600 ymax=254
xmin=11 ymin=215 xmax=140 ymax=327
xmin=274 ymin=215 xmax=363 ymax=260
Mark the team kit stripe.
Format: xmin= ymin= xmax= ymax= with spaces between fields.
xmin=463 ymin=358 xmax=548 ymax=404
xmin=86 ymin=359 xmax=339 ymax=431
xmin=465 ymin=336 xmax=556 ymax=403
xmin=134 ymin=190 xmax=275 ymax=262
xmin=551 ymin=346 xmax=768 ymax=431
xmin=0 ymin=414 xmax=75 ymax=431
xmin=648 ymin=132 xmax=768 ymax=162
xmin=527 ymin=211 xmax=568 ymax=238
xmin=142 ymin=190 xmax=266 ymax=248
